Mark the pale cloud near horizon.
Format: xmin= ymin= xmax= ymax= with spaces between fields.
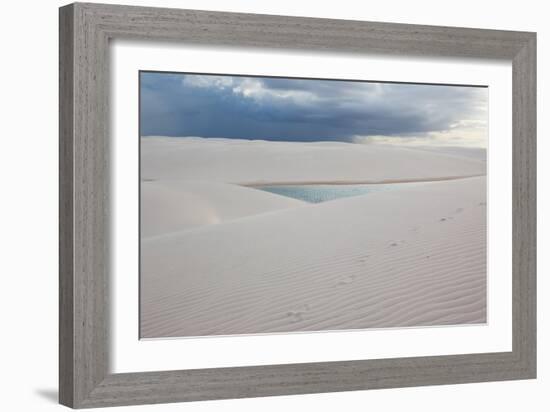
xmin=141 ymin=72 xmax=488 ymax=147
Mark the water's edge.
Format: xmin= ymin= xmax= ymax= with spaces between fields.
xmin=257 ymin=182 xmax=422 ymax=203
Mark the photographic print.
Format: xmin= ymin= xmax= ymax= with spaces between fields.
xmin=139 ymin=71 xmax=488 ymax=339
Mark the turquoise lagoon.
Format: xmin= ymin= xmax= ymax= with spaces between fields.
xmin=257 ymin=183 xmax=422 ymax=204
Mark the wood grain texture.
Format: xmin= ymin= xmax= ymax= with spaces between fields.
xmin=59 ymin=5 xmax=74 ymax=406
xmin=59 ymin=2 xmax=537 ymax=408
xmin=512 ymin=34 xmax=537 ymax=373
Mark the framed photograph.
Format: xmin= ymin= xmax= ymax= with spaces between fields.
xmin=59 ymin=2 xmax=536 ymax=408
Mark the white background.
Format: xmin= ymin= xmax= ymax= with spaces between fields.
xmin=0 ymin=0 xmax=547 ymax=411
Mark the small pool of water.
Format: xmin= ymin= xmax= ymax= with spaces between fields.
xmin=258 ymin=183 xmax=419 ymax=203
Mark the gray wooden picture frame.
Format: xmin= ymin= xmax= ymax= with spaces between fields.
xmin=59 ymin=2 xmax=536 ymax=409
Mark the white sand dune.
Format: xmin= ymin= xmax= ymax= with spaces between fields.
xmin=141 ymin=181 xmax=305 ymax=237
xmin=140 ymin=174 xmax=487 ymax=338
xmin=141 ymin=136 xmax=485 ymax=185
xmin=405 ymin=145 xmax=487 ymax=161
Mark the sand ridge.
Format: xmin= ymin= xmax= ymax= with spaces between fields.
xmin=141 ymin=136 xmax=486 ymax=185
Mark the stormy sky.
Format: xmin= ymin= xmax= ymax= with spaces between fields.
xmin=140 ymin=72 xmax=488 ymax=147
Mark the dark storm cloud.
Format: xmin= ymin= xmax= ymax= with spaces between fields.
xmin=140 ymin=72 xmax=487 ymax=142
